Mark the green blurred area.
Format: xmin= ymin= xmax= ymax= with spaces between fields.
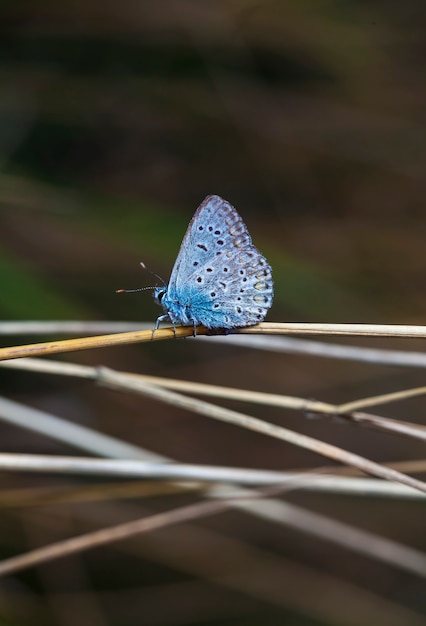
xmin=1 ymin=1 xmax=425 ymax=324
xmin=0 ymin=247 xmax=86 ymax=318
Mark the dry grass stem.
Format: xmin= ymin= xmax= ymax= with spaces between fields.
xmin=4 ymin=321 xmax=426 ymax=369
xmin=0 ymin=452 xmax=424 ymax=499
xmin=2 ymin=358 xmax=426 ymax=443
xmin=2 ymin=321 xmax=426 ymax=362
xmin=0 ymin=481 xmax=425 ymax=579
xmin=1 ymin=327 xmax=425 ymax=584
xmin=97 ymin=368 xmax=426 ymax=494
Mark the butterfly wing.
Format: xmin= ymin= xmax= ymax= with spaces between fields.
xmin=169 ymin=195 xmax=251 ymax=289
xmin=166 ymin=195 xmax=273 ymax=328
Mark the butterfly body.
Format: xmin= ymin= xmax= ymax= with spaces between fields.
xmin=154 ymin=195 xmax=273 ymax=331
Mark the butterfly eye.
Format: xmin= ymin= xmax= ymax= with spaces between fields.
xmin=153 ymin=286 xmax=167 ymax=304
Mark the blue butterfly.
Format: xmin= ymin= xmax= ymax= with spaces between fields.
xmin=153 ymin=195 xmax=273 ymax=333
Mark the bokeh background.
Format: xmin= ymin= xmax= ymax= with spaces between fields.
xmin=0 ymin=2 xmax=425 ymax=625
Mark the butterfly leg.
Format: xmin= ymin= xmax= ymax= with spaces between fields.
xmin=152 ymin=314 xmax=170 ymax=339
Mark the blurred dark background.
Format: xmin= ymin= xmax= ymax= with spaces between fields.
xmin=0 ymin=2 xmax=425 ymax=625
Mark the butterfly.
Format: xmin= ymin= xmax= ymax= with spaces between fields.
xmin=152 ymin=195 xmax=273 ymax=333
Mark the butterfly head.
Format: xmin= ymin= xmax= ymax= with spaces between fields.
xmin=153 ymin=286 xmax=167 ymax=306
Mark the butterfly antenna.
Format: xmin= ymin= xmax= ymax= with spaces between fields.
xmin=116 ymin=286 xmax=156 ymax=294
xmin=116 ymin=261 xmax=166 ymax=294
xmin=139 ymin=261 xmax=166 ymax=286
